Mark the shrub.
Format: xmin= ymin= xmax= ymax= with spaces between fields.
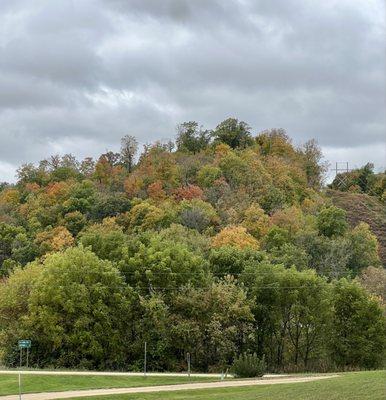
xmin=231 ymin=353 xmax=266 ymax=378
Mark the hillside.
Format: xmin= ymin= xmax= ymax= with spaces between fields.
xmin=0 ymin=121 xmax=384 ymax=373
xmin=327 ymin=189 xmax=386 ymax=266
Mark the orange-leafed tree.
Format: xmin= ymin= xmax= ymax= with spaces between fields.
xmin=147 ymin=180 xmax=166 ymax=201
xmin=174 ymin=184 xmax=204 ymax=202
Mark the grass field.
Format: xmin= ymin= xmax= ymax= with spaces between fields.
xmin=67 ymin=371 xmax=386 ymax=400
xmin=0 ymin=373 xmax=215 ymax=396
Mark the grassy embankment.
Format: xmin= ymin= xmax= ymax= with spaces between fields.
xmin=0 ymin=373 xmax=216 ymax=396
xmin=67 ymin=370 xmax=386 ymax=400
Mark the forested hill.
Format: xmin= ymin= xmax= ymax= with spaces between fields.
xmin=0 ymin=119 xmax=385 ymax=373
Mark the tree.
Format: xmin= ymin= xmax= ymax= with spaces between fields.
xmin=176 ymin=121 xmax=210 ymax=153
xmin=256 ymin=129 xmax=293 ymax=157
xmin=0 ymin=223 xmax=26 ymax=267
xmin=118 ymin=236 xmax=209 ymax=293
xmin=35 ymin=226 xmax=74 ymax=255
xmin=130 ymin=294 xmax=171 ymax=371
xmin=157 ymin=224 xmax=210 ymax=254
xmin=174 ymin=185 xmax=203 ymax=201
xmin=64 ymin=180 xmax=97 ymax=215
xmin=269 ymin=243 xmax=310 ymax=270
xmin=263 ymin=226 xmax=291 ymax=251
xmin=25 ymin=247 xmax=134 ymax=369
xmin=242 ymin=262 xmax=332 ymax=369
xmin=296 ymin=231 xmax=351 ymax=279
xmin=241 ymin=204 xmax=270 ymax=239
xmin=212 ymin=118 xmax=253 ymax=149
xmin=62 ymin=211 xmax=87 ymax=236
xmin=179 ymin=199 xmax=218 ymax=233
xmin=79 ymin=218 xmax=129 ymax=262
xmin=147 ymin=180 xmax=166 ymax=201
xmin=331 ymin=279 xmax=385 ymax=369
xmin=16 ymin=163 xmax=48 ymax=186
xmin=299 ymin=139 xmax=327 ymax=189
xmin=329 ymin=163 xmax=381 ymax=197
xmin=212 ymin=226 xmax=259 ymax=250
xmin=120 ymin=135 xmax=138 ymax=172
xmin=0 ymin=263 xmax=43 ymax=366
xmin=79 ymin=157 xmax=95 ymax=176
xmin=197 ymin=165 xmax=222 ymax=188
xmin=347 ymin=222 xmax=380 ymax=275
xmin=169 ymin=279 xmax=254 ymax=370
xmin=89 ymin=192 xmax=131 ymax=221
xmin=209 ymin=246 xmax=264 ymax=276
xmin=127 ymin=200 xmax=176 ymax=231
xmin=317 ymin=206 xmax=348 ymax=237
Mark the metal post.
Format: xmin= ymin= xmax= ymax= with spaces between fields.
xmin=18 ymin=372 xmax=22 ymax=400
xmin=26 ymin=348 xmax=29 ymax=369
xmin=187 ymin=352 xmax=191 ymax=377
xmin=144 ymin=342 xmax=147 ymax=377
xmin=19 ymin=348 xmax=22 ymax=368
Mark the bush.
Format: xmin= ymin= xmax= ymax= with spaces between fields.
xmin=231 ymin=353 xmax=266 ymax=378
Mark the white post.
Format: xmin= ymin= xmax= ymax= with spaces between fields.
xmin=144 ymin=342 xmax=147 ymax=378
xmin=187 ymin=352 xmax=191 ymax=377
xmin=18 ymin=372 xmax=22 ymax=400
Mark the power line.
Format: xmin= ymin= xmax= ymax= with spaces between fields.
xmin=130 ymin=286 xmax=328 ymax=291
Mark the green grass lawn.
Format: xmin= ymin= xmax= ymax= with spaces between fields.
xmin=67 ymin=370 xmax=386 ymax=400
xmin=0 ymin=373 xmax=216 ymax=396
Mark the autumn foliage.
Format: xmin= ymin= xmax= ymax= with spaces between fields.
xmin=0 ymin=119 xmax=384 ymax=373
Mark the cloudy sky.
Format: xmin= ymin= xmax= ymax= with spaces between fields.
xmin=0 ymin=0 xmax=385 ymax=182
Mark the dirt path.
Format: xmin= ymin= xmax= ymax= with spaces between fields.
xmin=0 ymin=370 xmax=287 ymax=379
xmin=0 ymin=370 xmax=223 ymax=378
xmin=0 ymin=374 xmax=339 ymax=400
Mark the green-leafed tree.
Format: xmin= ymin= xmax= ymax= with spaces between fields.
xmin=170 ymin=279 xmax=254 ymax=370
xmin=347 ymin=222 xmax=380 ymax=275
xmin=317 ymin=206 xmax=348 ymax=237
xmin=118 ymin=236 xmax=210 ymax=294
xmin=331 ymin=279 xmax=385 ymax=369
xmin=24 ymin=247 xmax=133 ymax=369
xmin=176 ymin=121 xmax=210 ymax=153
xmin=213 ymin=118 xmax=253 ymax=149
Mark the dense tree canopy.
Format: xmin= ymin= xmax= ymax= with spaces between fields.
xmin=0 ymin=119 xmax=384 ymax=372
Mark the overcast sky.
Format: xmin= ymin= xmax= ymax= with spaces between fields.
xmin=0 ymin=0 xmax=385 ymax=182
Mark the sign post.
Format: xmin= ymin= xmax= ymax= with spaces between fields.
xmin=17 ymin=340 xmax=31 ymax=400
xmin=18 ymin=340 xmax=31 ymax=368
xmin=18 ymin=340 xmax=31 ymax=350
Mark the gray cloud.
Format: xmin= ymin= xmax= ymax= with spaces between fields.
xmin=0 ymin=0 xmax=385 ymax=182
